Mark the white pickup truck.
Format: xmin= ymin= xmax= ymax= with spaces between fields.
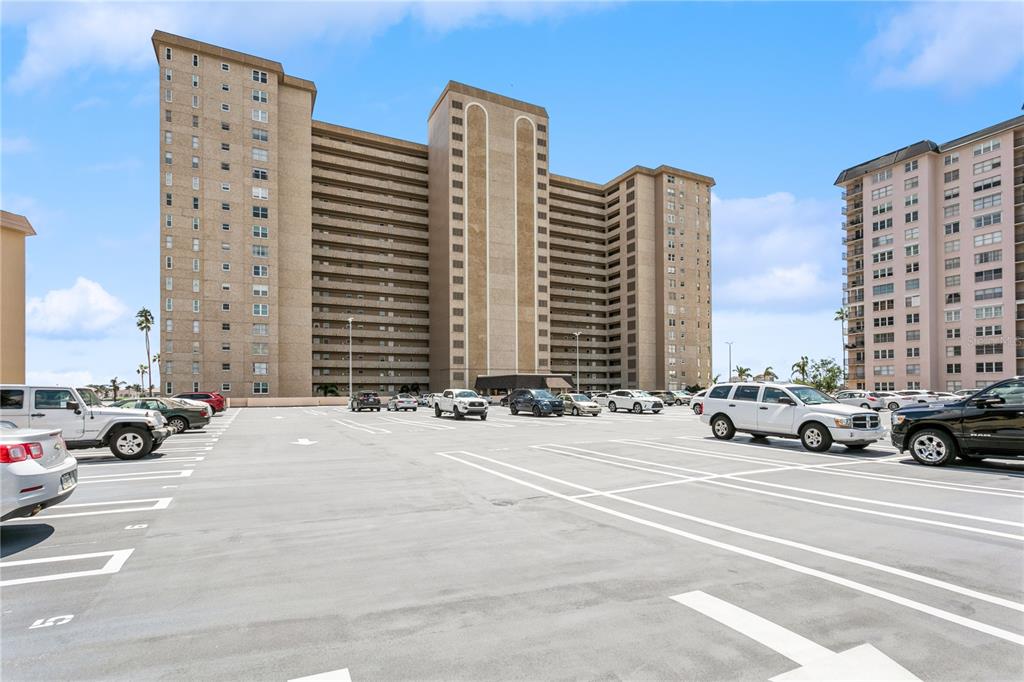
xmin=433 ymin=389 xmax=489 ymax=420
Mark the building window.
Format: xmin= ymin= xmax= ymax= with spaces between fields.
xmin=251 ymin=89 xmax=268 ymax=103
xmin=253 ymin=323 xmax=268 ymax=336
xmin=253 ymin=285 xmax=269 ymax=297
xmin=251 ymin=109 xmax=269 ymax=123
xmin=253 ymin=265 xmax=269 ymax=277
xmin=252 ymin=206 xmax=268 ymax=219
xmin=253 ymin=225 xmax=269 ymax=238
xmin=251 ymin=128 xmax=269 ymax=142
xmin=252 ymin=187 xmax=269 ymax=200
xmin=192 ymin=74 xmax=199 ymax=88
xmin=253 ymin=168 xmax=269 ymax=180
xmin=974 ymin=231 xmax=1002 ymax=247
xmin=904 ymin=159 xmax=918 ymax=172
xmin=252 ymin=148 xmax=268 ymax=162
xmin=164 ymin=47 xmax=172 ymax=60
xmin=253 ymin=382 xmax=269 ymax=395
xmin=973 ymin=139 xmax=1000 ymax=157
xmin=253 ymin=303 xmax=269 ymax=316
xmin=252 ymin=244 xmax=269 ymax=258
xmin=253 ymin=362 xmax=268 ymax=376
xmin=221 ymin=103 xmax=230 ymax=112
xmin=252 ymin=69 xmax=268 ymax=83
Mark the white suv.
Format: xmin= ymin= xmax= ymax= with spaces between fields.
xmin=594 ymin=390 xmax=664 ymax=414
xmin=700 ymin=382 xmax=885 ymax=452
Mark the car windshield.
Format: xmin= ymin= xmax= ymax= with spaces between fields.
xmin=398 ymin=393 xmax=412 ymax=399
xmin=455 ymin=390 xmax=478 ymax=398
xmin=789 ymin=386 xmax=837 ymax=405
xmin=76 ymin=388 xmax=104 ymax=407
xmin=569 ymin=394 xmax=589 ymax=401
xmin=533 ymin=390 xmax=556 ymax=400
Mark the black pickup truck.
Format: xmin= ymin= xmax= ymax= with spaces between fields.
xmin=891 ymin=376 xmax=1024 ymax=465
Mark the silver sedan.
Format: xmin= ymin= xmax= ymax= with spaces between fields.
xmin=1 ymin=422 xmax=78 ymax=521
xmin=558 ymin=393 xmax=602 ymax=416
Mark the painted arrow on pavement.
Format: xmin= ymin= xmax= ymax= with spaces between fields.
xmin=671 ymin=591 xmax=920 ymax=681
xmin=291 ymin=438 xmax=317 ymax=446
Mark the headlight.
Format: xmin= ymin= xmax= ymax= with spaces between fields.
xmin=833 ymin=417 xmax=852 ymax=428
xmin=894 ymin=415 xmax=907 ymax=425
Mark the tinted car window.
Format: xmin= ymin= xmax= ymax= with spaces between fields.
xmin=35 ymin=389 xmax=74 ymax=409
xmin=708 ymin=385 xmax=733 ymax=399
xmin=980 ymin=380 xmax=1024 ymax=406
xmin=761 ymin=387 xmax=790 ymax=404
xmin=1 ymin=389 xmax=24 ymax=409
xmin=733 ymin=386 xmax=760 ymax=401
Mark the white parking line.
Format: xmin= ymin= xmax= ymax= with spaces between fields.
xmin=331 ymin=419 xmax=390 ymax=435
xmin=542 ymin=443 xmax=1024 ymax=540
xmin=0 ymin=549 xmax=134 ymax=587
xmin=289 ymin=668 xmax=352 ymax=682
xmin=376 ymin=415 xmax=455 ymax=431
xmin=79 ymin=470 xmax=195 ymax=484
xmin=8 ymin=498 xmax=173 ymax=520
xmin=436 ymin=450 xmax=1024 ymax=645
xmin=79 ymin=456 xmax=205 ymax=466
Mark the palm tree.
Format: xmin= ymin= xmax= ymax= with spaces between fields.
xmin=762 ymin=366 xmax=777 ymax=382
xmin=834 ymin=307 xmax=848 ymax=379
xmin=735 ymin=366 xmax=751 ymax=381
xmin=109 ymin=377 xmax=125 ymax=400
xmin=151 ymin=353 xmax=161 ymax=393
xmin=712 ymin=374 xmax=721 ymax=384
xmin=137 ymin=364 xmax=148 ymax=393
xmin=136 ymin=308 xmax=155 ymax=396
xmin=791 ymin=356 xmax=810 ymax=383
xmin=129 ymin=383 xmax=143 ymax=396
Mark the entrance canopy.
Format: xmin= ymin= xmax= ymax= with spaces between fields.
xmin=474 ymin=373 xmax=575 ymax=394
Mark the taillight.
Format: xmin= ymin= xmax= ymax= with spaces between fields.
xmin=868 ymin=396 xmax=878 ymax=401
xmin=0 ymin=442 xmax=43 ymax=463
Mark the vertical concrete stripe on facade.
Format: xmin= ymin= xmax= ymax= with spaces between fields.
xmin=467 ymin=104 xmax=489 ymax=380
xmin=516 ymin=118 xmax=537 ymax=373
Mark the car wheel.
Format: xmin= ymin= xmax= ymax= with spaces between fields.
xmin=652 ymin=409 xmax=661 ymax=414
xmin=510 ymin=404 xmax=519 ymax=415
xmin=675 ymin=399 xmax=682 ymax=406
xmin=692 ymin=404 xmax=701 ymax=414
xmin=909 ymin=428 xmax=958 ymax=466
xmin=711 ymin=415 xmax=735 ymax=440
xmin=632 ymin=403 xmax=643 ymax=414
xmin=109 ymin=427 xmax=152 ymax=460
xmin=454 ymin=406 xmax=464 ymax=420
xmin=860 ymin=403 xmax=871 ymax=409
xmin=480 ymin=412 xmax=487 ymax=421
xmin=434 ymin=405 xmax=442 ymax=418
xmin=845 ymin=443 xmax=869 ymax=451
xmin=888 ymin=401 xmax=900 ymax=411
xmin=572 ymin=406 xmax=580 ymax=416
xmin=800 ymin=422 xmax=833 ymax=452
xmin=532 ymin=405 xmax=542 ymax=417
xmin=608 ymin=401 xmax=617 ymax=412
xmin=168 ymin=416 xmax=188 ymax=433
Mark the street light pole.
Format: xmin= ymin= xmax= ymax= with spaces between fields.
xmin=347 ymin=317 xmax=354 ymax=409
xmin=573 ymin=331 xmax=582 ymax=390
xmin=726 ymin=341 xmax=734 ymax=381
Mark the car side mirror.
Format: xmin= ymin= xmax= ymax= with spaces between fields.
xmin=778 ymin=397 xmax=795 ymax=406
xmin=975 ymin=396 xmax=1006 ymax=408
xmin=66 ymin=400 xmax=80 ymax=412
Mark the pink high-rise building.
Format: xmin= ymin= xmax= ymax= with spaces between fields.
xmin=836 ymin=116 xmax=1023 ymax=392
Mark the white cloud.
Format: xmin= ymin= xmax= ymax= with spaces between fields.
xmin=867 ymin=2 xmax=1024 ymax=94
xmin=711 ymin=191 xmax=841 ymax=310
xmin=712 ymin=308 xmax=843 ymax=380
xmin=2 ymin=135 xmax=33 ymax=154
xmin=5 ymin=1 xmax=599 ymax=91
xmin=717 ymin=264 xmax=832 ymax=305
xmin=26 ymin=277 xmax=128 ymax=338
xmin=25 ymin=369 xmax=97 ymax=388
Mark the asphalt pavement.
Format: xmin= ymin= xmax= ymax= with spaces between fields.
xmin=2 ymin=405 xmax=1022 ymax=681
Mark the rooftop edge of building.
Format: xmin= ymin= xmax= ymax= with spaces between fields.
xmin=311 ymin=119 xmax=429 ymax=154
xmin=151 ymin=30 xmax=318 ymax=106
xmin=0 ymin=210 xmax=36 ymax=236
xmin=834 ymin=114 xmax=1024 ymax=186
xmin=552 ymin=164 xmax=716 ymax=192
xmin=428 ymin=81 xmax=548 ymax=121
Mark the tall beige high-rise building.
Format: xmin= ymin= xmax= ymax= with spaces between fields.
xmin=837 ymin=115 xmax=1023 ymax=392
xmin=154 ymin=31 xmax=714 ymax=398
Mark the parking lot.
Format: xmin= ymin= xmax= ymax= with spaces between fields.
xmin=2 ymin=405 xmax=1023 ymax=681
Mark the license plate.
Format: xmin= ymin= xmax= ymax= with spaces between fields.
xmin=60 ymin=470 xmax=77 ymax=491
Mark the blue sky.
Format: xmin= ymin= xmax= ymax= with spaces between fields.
xmin=2 ymin=1 xmax=1022 ymax=387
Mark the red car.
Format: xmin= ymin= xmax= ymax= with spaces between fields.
xmin=174 ymin=391 xmax=226 ymax=414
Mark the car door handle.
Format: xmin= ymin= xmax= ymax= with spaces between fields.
xmin=31 ymin=413 xmax=45 ymax=417
xmin=759 ymin=406 xmax=768 ymax=410
xmin=728 ymin=404 xmax=736 ymax=407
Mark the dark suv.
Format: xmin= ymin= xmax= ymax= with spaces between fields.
xmin=891 ymin=376 xmax=1024 ymax=466
xmin=508 ymin=389 xmax=564 ymax=417
xmin=351 ymin=391 xmax=381 ymax=412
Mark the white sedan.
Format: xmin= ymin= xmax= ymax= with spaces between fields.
xmin=387 ymin=393 xmax=418 ymax=411
xmin=596 ymin=390 xmax=664 ymax=414
xmin=1 ymin=421 xmax=78 ymax=521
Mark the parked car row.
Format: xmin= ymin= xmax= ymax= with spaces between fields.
xmin=0 ymin=384 xmax=226 ymax=523
xmin=695 ymin=376 xmax=1024 ymax=466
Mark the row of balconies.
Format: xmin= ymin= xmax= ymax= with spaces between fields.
xmin=312 ymin=183 xmax=430 ymax=219
xmin=311 ymin=164 xmax=429 ymax=200
xmin=310 ymin=136 xmax=428 ymax=173
xmin=312 ymin=233 xmax=429 ymax=259
xmin=311 ymin=197 xmax=428 ymax=230
xmin=311 ymin=152 xmax=428 ymax=187
xmin=312 ymin=212 xmax=429 ymax=241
